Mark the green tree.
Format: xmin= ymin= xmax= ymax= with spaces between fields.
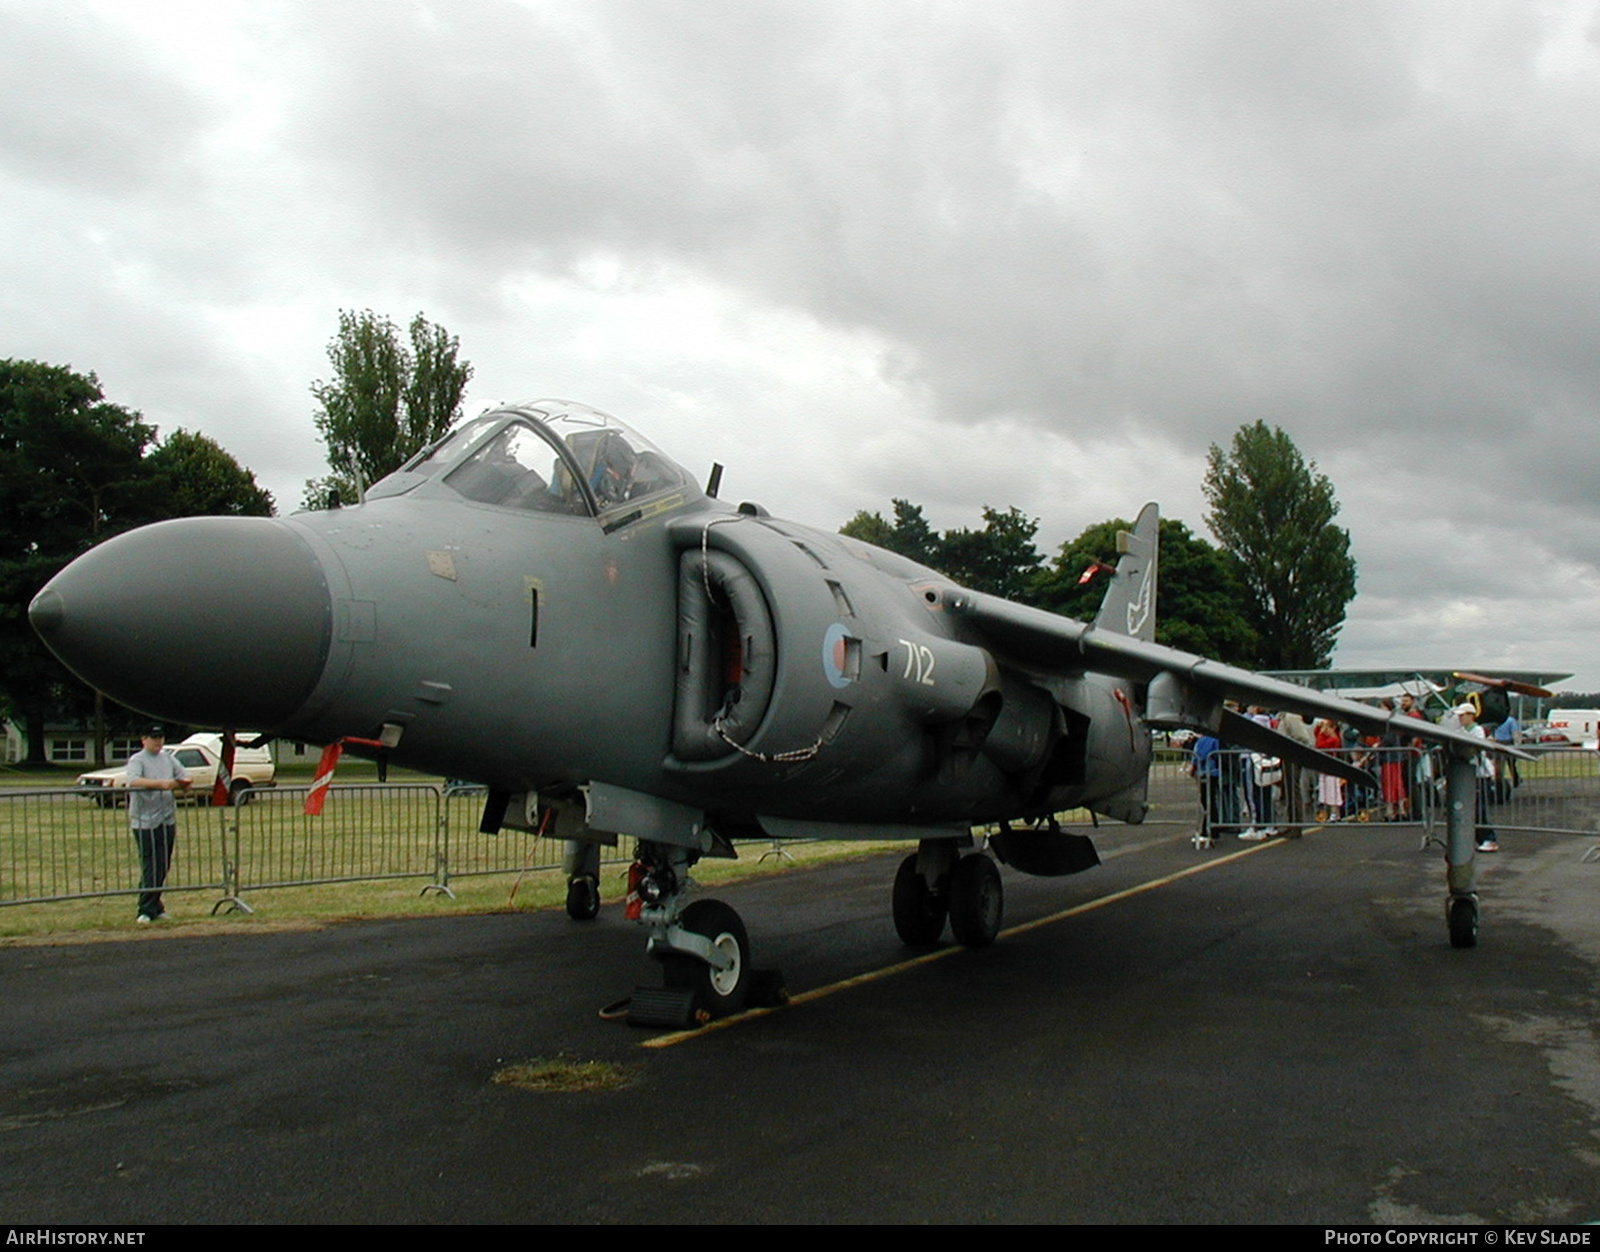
xmin=1034 ymin=516 xmax=1260 ymax=665
xmin=306 ymin=310 xmax=473 ymax=506
xmin=839 ymin=508 xmax=893 ymax=549
xmin=0 ymin=360 xmax=273 ymax=764
xmin=0 ymin=361 xmax=157 ymax=764
xmin=937 ymin=505 xmax=1043 ymax=601
xmin=842 ymin=500 xmax=1043 ymax=599
xmin=147 ymin=429 xmax=275 ymax=519
xmin=0 ymin=360 xmax=157 ymax=550
xmin=1203 ymin=421 xmax=1357 ymax=669
xmin=840 ymin=499 xmax=942 ymax=567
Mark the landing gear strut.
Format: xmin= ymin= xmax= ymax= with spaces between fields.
xmin=1443 ymin=752 xmax=1480 ymax=950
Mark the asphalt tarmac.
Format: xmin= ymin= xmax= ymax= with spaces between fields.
xmin=3 ymin=821 xmax=1598 ymax=1224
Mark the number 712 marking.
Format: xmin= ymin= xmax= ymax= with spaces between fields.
xmin=897 ymin=639 xmax=936 ymax=686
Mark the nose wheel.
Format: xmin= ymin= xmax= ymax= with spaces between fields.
xmin=662 ymin=899 xmax=751 ymax=1015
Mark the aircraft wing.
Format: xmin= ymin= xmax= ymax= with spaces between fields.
xmin=949 ymin=590 xmax=1532 ymax=761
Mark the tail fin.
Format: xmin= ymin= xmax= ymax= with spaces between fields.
xmin=1092 ymin=502 xmax=1158 ymax=642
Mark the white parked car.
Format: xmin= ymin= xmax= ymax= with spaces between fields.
xmin=77 ymin=733 xmax=276 ymax=806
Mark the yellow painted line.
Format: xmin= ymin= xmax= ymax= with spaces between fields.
xmin=640 ymin=832 xmax=1305 ymax=1049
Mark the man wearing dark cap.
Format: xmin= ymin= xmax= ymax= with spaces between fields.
xmin=125 ymin=724 xmax=191 ymax=922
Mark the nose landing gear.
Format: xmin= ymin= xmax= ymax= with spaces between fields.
xmin=623 ymin=841 xmax=783 ymax=1028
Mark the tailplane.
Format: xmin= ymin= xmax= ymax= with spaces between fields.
xmin=1092 ymin=502 xmax=1158 ymax=642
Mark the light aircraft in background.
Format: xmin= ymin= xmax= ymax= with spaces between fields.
xmin=29 ymin=401 xmax=1519 ymax=1025
xmin=1449 ymin=672 xmax=1554 ymax=729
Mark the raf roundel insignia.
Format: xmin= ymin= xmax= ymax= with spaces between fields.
xmin=822 ymin=622 xmax=855 ymax=689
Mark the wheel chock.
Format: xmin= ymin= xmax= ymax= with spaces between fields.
xmin=626 ymin=985 xmax=703 ymax=1029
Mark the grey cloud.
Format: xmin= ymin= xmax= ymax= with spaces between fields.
xmin=4 ymin=0 xmax=1599 ymax=679
xmin=0 ymin=2 xmax=209 ymax=194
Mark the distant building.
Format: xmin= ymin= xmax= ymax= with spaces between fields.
xmin=3 ymin=721 xmax=143 ymax=766
xmin=4 ymin=720 xmax=330 ymax=767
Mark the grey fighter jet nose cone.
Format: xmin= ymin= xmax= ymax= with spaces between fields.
xmin=29 ymin=516 xmax=334 ymax=730
xmin=29 ymin=587 xmax=64 ymax=638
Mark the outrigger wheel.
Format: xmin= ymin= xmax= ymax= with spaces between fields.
xmin=1448 ymin=895 xmax=1479 ymax=950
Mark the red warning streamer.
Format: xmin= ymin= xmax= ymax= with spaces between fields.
xmin=304 ymin=742 xmax=344 ymax=816
xmin=211 ymin=729 xmax=237 ymax=808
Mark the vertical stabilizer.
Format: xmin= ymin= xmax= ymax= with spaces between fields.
xmin=1093 ymin=502 xmax=1158 ymax=642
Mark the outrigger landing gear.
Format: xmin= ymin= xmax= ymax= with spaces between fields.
xmin=892 ymin=838 xmax=1003 ymax=949
xmin=623 ymin=840 xmax=783 ymax=1028
xmin=1443 ymin=751 xmax=1480 ymax=950
xmin=565 ymin=876 xmax=600 ymax=920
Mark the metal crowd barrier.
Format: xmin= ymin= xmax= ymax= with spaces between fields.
xmin=1184 ymin=743 xmax=1600 ymax=845
xmin=1481 ymin=744 xmax=1600 ymax=839
xmin=1189 ymin=746 xmax=1437 ymax=839
xmin=7 ymin=746 xmax=1594 ymax=912
xmin=0 ymin=783 xmax=637 ymax=911
xmin=0 ymin=786 xmax=227 ymax=908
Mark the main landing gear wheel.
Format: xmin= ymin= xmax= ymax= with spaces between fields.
xmin=948 ymin=853 xmax=1003 ymax=948
xmin=892 ymin=853 xmax=948 ymax=946
xmin=663 ymin=899 xmax=751 ymax=1017
xmin=565 ymin=875 xmax=600 ymax=921
xmin=1448 ymin=896 xmax=1478 ymax=949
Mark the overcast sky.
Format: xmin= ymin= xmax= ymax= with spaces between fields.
xmin=5 ymin=0 xmax=1599 ymax=689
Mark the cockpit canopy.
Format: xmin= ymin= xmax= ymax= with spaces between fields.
xmin=364 ymin=400 xmax=698 ymax=519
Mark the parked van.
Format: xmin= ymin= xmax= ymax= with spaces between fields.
xmin=1547 ymin=709 xmax=1600 ymax=750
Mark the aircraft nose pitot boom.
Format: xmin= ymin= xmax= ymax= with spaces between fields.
xmin=29 ymin=516 xmax=333 ymax=730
